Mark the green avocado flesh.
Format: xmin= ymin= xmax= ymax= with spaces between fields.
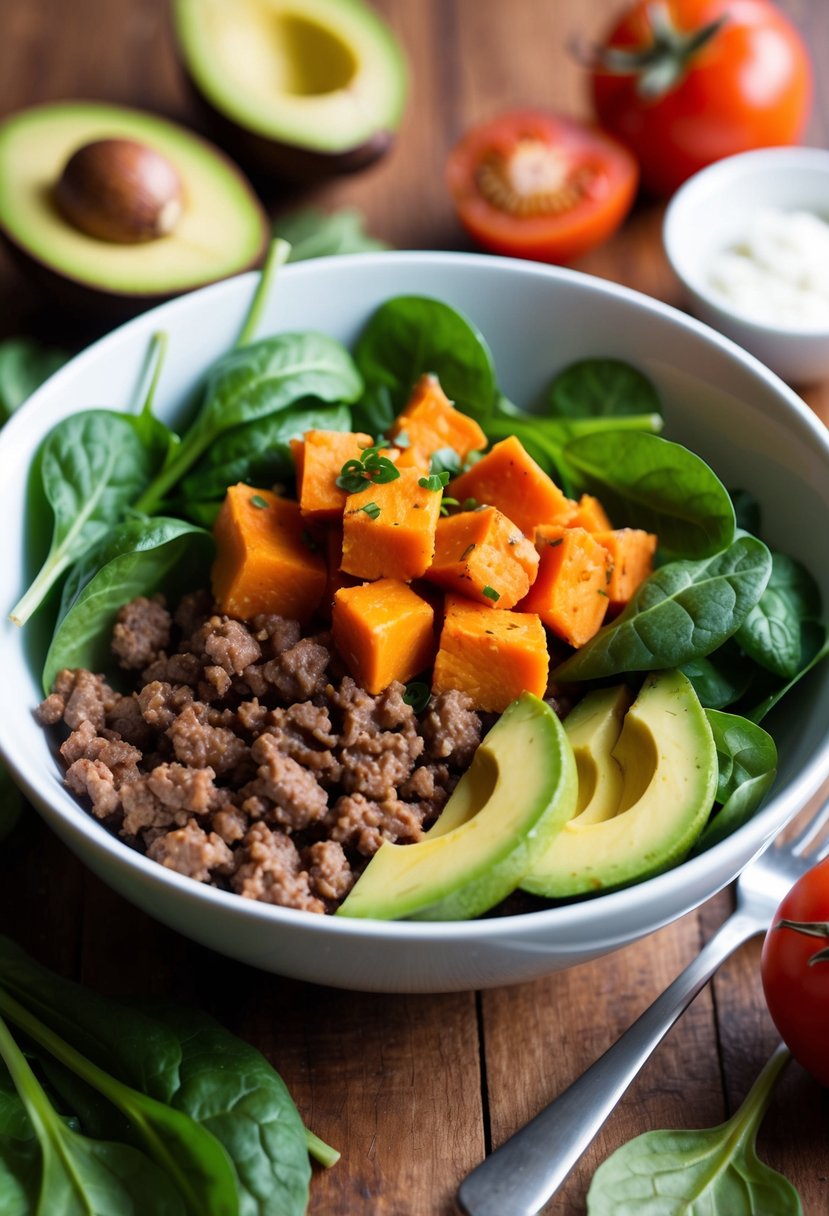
xmin=522 ymin=670 xmax=718 ymax=898
xmin=0 ymin=103 xmax=266 ymax=295
xmin=337 ymin=693 xmax=578 ymax=922
xmin=174 ymin=0 xmax=407 ymax=153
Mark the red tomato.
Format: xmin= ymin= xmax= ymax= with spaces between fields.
xmin=590 ymin=0 xmax=813 ymax=197
xmin=445 ymin=110 xmax=639 ymax=264
xmin=761 ymin=856 xmax=829 ymax=1088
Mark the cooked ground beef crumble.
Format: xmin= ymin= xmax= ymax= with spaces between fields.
xmin=37 ymin=593 xmax=483 ymax=914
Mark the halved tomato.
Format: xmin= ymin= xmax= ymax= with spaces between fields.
xmin=445 ymin=110 xmax=639 ymax=264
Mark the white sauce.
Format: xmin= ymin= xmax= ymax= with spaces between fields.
xmin=708 ymin=207 xmax=829 ymax=329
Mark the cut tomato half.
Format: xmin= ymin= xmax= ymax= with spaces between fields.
xmin=446 ymin=110 xmax=639 ymax=264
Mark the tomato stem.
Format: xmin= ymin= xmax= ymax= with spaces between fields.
xmin=775 ymin=917 xmax=829 ymax=966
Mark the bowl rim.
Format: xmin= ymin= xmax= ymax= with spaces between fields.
xmin=663 ymin=145 xmax=829 ymax=338
xmin=2 ymin=247 xmax=829 ymax=943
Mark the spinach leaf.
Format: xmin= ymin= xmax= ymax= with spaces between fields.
xmin=0 ymin=1068 xmax=39 ymax=1216
xmin=680 ymin=641 xmax=754 ymax=709
xmin=694 ymin=711 xmax=778 ymax=850
xmin=276 ymin=207 xmax=389 ymax=260
xmin=552 ymin=534 xmax=772 ymax=683
xmin=730 ymin=487 xmax=761 ymax=534
xmin=545 ymin=358 xmax=662 ymax=420
xmin=560 ymin=431 xmax=736 ymax=558
xmin=180 ymin=402 xmax=351 ymax=503
xmin=10 ymin=412 xmax=156 ymax=626
xmin=0 ymin=763 xmax=23 ymax=845
xmin=129 ymin=332 xmax=181 ymax=469
xmin=354 ymin=296 xmax=497 ymax=418
xmin=0 ymin=338 xmax=68 ymax=425
xmin=350 ymin=383 xmax=395 ymax=436
xmin=735 ymin=551 xmax=821 ymax=678
xmin=135 ymin=333 xmax=362 ymax=513
xmin=586 ymin=1044 xmax=800 ymax=1215
xmin=745 ymin=620 xmax=829 ymax=724
xmin=43 ymin=518 xmax=212 ymax=693
xmin=0 ymin=1010 xmax=188 ymax=1216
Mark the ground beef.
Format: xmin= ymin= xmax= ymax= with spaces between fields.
xmin=38 ymin=598 xmax=479 ymax=914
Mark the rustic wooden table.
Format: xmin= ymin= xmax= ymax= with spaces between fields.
xmin=1 ymin=1 xmax=828 ymax=1212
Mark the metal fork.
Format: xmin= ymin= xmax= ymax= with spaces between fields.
xmin=458 ymin=794 xmax=829 ymax=1216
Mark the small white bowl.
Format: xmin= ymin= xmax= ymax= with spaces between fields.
xmin=663 ymin=147 xmax=829 ymax=384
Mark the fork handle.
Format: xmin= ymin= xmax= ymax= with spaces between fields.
xmin=457 ymin=908 xmax=761 ymax=1216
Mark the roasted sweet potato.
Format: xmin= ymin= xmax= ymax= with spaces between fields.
xmin=212 ymin=485 xmax=326 ymax=622
xmin=341 ymin=468 xmax=442 ymax=582
xmin=593 ymin=528 xmax=658 ymax=611
xmin=292 ymin=429 xmax=373 ymax=520
xmin=432 ymin=594 xmax=549 ymax=712
xmin=448 ymin=435 xmax=573 ymax=534
xmin=518 ymin=525 xmax=611 ymax=647
xmin=388 ymin=373 xmax=487 ymax=461
xmin=333 ymin=578 xmax=437 ymax=694
xmin=425 ymin=506 xmax=539 ymax=608
xmin=568 ymin=494 xmax=613 ymax=532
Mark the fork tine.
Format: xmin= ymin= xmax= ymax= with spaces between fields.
xmin=787 ymin=795 xmax=829 ymax=856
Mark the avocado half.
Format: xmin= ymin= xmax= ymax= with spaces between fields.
xmin=0 ymin=102 xmax=268 ymax=319
xmin=173 ymin=0 xmax=408 ymax=181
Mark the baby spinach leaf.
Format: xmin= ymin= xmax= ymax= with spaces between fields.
xmin=561 ymin=431 xmax=735 ymax=558
xmin=745 ymin=620 xmax=829 ymax=724
xmin=10 ymin=412 xmax=156 ymax=627
xmin=735 ymin=551 xmax=822 ymax=679
xmin=42 ymin=518 xmax=212 ymax=693
xmin=0 ymin=764 xmax=23 ymax=845
xmin=552 ymin=534 xmax=772 ymax=683
xmin=128 ymin=332 xmax=181 ymax=469
xmin=545 ymin=358 xmax=662 ymax=420
xmin=350 ymin=382 xmax=395 ymax=437
xmin=0 ymin=338 xmax=68 ymax=425
xmin=680 ymin=640 xmax=754 ymax=709
xmin=730 ymin=487 xmax=761 ymax=535
xmin=135 ymin=333 xmax=362 ymax=513
xmin=276 ymin=207 xmax=389 ymax=260
xmin=586 ymin=1044 xmax=801 ymax=1215
xmin=354 ymin=295 xmax=497 ymax=419
xmin=694 ymin=711 xmax=778 ymax=850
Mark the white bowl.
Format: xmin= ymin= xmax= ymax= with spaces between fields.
xmin=663 ymin=147 xmax=829 ymax=384
xmin=1 ymin=251 xmax=829 ymax=993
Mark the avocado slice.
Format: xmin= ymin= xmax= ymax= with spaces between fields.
xmin=564 ymin=684 xmax=632 ymax=826
xmin=337 ymin=693 xmax=578 ymax=922
xmin=0 ymin=102 xmax=268 ymax=316
xmin=522 ymin=670 xmax=718 ymax=898
xmin=173 ymin=0 xmax=407 ymax=180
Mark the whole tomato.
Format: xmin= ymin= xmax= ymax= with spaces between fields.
xmin=589 ymin=0 xmax=813 ymax=197
xmin=761 ymin=855 xmax=829 ymax=1088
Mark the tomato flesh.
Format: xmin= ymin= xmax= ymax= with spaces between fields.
xmin=446 ymin=110 xmax=639 ymax=264
xmin=761 ymin=855 xmax=829 ymax=1089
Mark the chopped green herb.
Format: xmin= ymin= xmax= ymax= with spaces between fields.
xmin=418 ymin=471 xmax=451 ymax=492
xmin=301 ymin=528 xmax=319 ymax=552
xmin=336 ymin=448 xmax=400 ymax=492
xmin=462 ymin=498 xmax=479 ymax=511
xmin=359 ymin=502 xmax=381 ymax=520
xmin=460 ymin=543 xmax=476 ymax=562
xmin=394 ymin=430 xmax=410 ymax=449
xmin=250 ymin=494 xmax=269 ymax=509
xmin=403 ymin=681 xmax=431 ymax=712
xmin=430 ymin=447 xmax=463 ymax=477
xmin=482 ymin=585 xmax=500 ymax=602
xmin=597 ymin=588 xmax=608 ymax=597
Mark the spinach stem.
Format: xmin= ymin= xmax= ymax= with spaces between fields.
xmin=236 ymin=238 xmax=291 ymax=349
xmin=0 ymin=1008 xmax=54 ymax=1141
xmin=133 ymin=331 xmax=169 ymax=419
xmin=305 ymin=1126 xmax=341 ymax=1168
xmin=728 ymin=1041 xmax=790 ymax=1145
xmin=9 ymin=550 xmax=71 ymax=627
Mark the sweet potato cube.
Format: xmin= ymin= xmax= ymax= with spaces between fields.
xmin=432 ymin=595 xmax=549 ymax=713
xmin=448 ymin=435 xmax=573 ymax=534
xmin=293 ymin=429 xmax=373 ymax=520
xmin=568 ymin=494 xmax=613 ymax=532
xmin=333 ymin=579 xmax=436 ymax=695
xmin=593 ymin=528 xmax=658 ymax=611
xmin=385 ymin=443 xmax=431 ymax=475
xmin=518 ymin=525 xmax=611 ymax=648
xmin=388 ymin=373 xmax=487 ymax=460
xmin=212 ymin=485 xmax=326 ymax=622
xmin=341 ymin=468 xmax=442 ymax=582
xmin=425 ymin=507 xmax=539 ymax=609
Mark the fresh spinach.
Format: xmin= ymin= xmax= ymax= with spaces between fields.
xmin=745 ymin=620 xmax=829 ymax=724
xmin=10 ymin=412 xmax=157 ymax=627
xmin=586 ymin=1044 xmax=801 ymax=1215
xmin=730 ymin=487 xmax=761 ymax=534
xmin=128 ymin=331 xmax=181 ymax=469
xmin=552 ymin=534 xmax=772 ymax=683
xmin=680 ymin=641 xmax=754 ymax=709
xmin=694 ymin=710 xmax=778 ymax=850
xmin=560 ymin=430 xmax=736 ymax=558
xmin=135 ymin=333 xmax=363 ymax=514
xmin=275 ymin=207 xmax=389 ymax=261
xmin=0 ymin=764 xmax=22 ymax=845
xmin=545 ymin=358 xmax=662 ymax=420
xmin=43 ymin=518 xmax=212 ymax=694
xmin=735 ymin=551 xmax=821 ymax=679
xmin=354 ymin=296 xmax=497 ymax=418
xmin=0 ymin=339 xmax=68 ymax=425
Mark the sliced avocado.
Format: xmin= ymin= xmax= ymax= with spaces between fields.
xmin=0 ymin=102 xmax=267 ymax=315
xmin=337 ymin=693 xmax=578 ymax=922
xmin=174 ymin=0 xmax=407 ymax=180
xmin=522 ymin=670 xmax=718 ymax=898
xmin=564 ymin=684 xmax=632 ymax=825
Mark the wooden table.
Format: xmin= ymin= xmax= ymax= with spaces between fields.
xmin=1 ymin=2 xmax=828 ymax=1212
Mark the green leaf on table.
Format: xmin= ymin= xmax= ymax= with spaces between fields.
xmin=693 ymin=710 xmax=778 ymax=850
xmin=587 ymin=1045 xmax=801 ymax=1215
xmin=275 ymin=207 xmax=389 ymax=260
xmin=545 ymin=358 xmax=662 ymax=420
xmin=552 ymin=534 xmax=772 ymax=683
xmin=0 ymin=338 xmax=68 ymax=425
xmin=735 ymin=551 xmax=822 ymax=678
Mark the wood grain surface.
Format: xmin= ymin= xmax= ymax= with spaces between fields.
xmin=1 ymin=2 xmax=828 ymax=1213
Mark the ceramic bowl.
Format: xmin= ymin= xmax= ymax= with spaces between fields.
xmin=1 ymin=251 xmax=829 ymax=993
xmin=663 ymin=146 xmax=829 ymax=384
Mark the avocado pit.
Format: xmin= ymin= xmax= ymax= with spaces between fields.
xmin=55 ymin=138 xmax=184 ymax=244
